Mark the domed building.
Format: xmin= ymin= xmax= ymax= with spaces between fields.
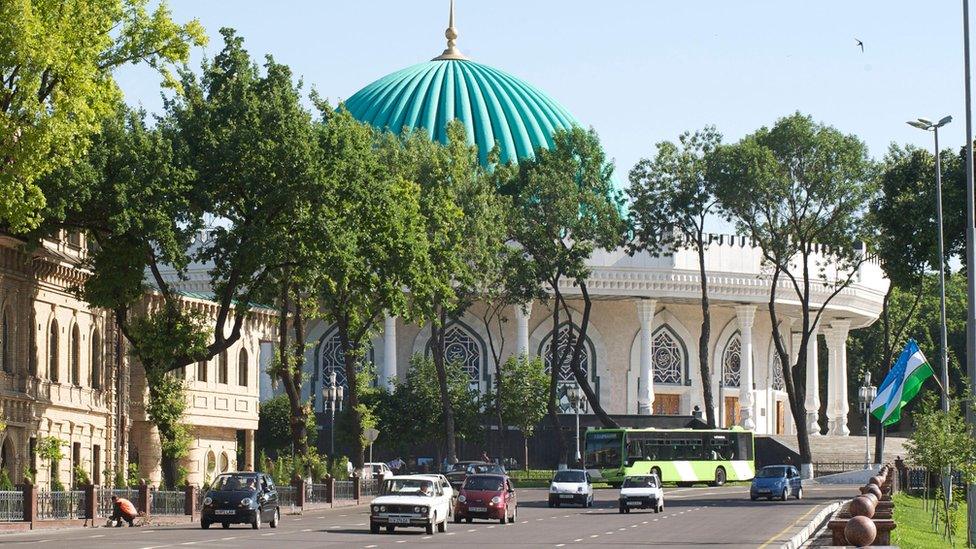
xmin=291 ymin=3 xmax=889 ymax=445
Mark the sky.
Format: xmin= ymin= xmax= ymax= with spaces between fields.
xmin=117 ymin=0 xmax=970 ymax=198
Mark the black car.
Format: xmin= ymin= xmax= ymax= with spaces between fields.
xmin=200 ymin=472 xmax=280 ymax=530
xmin=444 ymin=461 xmax=506 ymax=490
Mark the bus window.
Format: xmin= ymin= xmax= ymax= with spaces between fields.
xmin=585 ymin=431 xmax=623 ymax=469
xmin=737 ymin=433 xmax=754 ymax=460
xmin=626 ymin=439 xmax=643 ymax=465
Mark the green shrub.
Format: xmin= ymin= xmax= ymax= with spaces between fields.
xmin=51 ymin=477 xmax=65 ymax=492
xmin=0 ymin=468 xmax=13 ymax=490
xmin=73 ymin=464 xmax=91 ymax=487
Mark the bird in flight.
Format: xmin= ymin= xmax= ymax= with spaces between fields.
xmin=855 ymin=38 xmax=864 ymax=52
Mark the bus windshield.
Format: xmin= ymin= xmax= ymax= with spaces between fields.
xmin=585 ymin=431 xmax=623 ymax=469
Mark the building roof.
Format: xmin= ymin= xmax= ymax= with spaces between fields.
xmin=344 ymin=2 xmax=579 ymax=166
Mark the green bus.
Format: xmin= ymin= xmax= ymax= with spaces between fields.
xmin=584 ymin=427 xmax=755 ymax=486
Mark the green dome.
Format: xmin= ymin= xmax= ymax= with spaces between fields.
xmin=345 ymin=58 xmax=579 ymax=165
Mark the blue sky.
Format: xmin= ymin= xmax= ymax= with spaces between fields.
xmin=118 ymin=1 xmax=969 ymax=192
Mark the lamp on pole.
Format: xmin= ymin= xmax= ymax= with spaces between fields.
xmin=858 ymin=372 xmax=877 ymax=470
xmin=567 ymin=384 xmax=586 ymax=467
xmin=906 ymin=115 xmax=952 ymax=416
xmin=322 ymin=371 xmax=344 ymax=458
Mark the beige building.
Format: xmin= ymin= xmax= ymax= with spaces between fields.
xmin=0 ymin=232 xmax=273 ymax=488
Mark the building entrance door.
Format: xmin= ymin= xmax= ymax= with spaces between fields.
xmin=653 ymin=394 xmax=680 ymax=415
xmin=724 ymin=396 xmax=740 ymax=427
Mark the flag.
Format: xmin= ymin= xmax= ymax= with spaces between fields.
xmin=870 ymin=339 xmax=936 ymax=426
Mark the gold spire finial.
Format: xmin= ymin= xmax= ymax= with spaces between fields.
xmin=433 ymin=0 xmax=467 ymax=60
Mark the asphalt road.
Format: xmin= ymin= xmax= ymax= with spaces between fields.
xmin=0 ymin=484 xmax=853 ymax=548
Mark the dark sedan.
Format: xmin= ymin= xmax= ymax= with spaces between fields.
xmin=445 ymin=461 xmax=506 ymax=490
xmin=200 ymin=472 xmax=280 ymax=529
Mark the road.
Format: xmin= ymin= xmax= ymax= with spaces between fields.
xmin=0 ymin=484 xmax=851 ymax=548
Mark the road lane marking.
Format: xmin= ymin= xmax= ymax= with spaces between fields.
xmin=422 ymin=536 xmax=432 ymax=539
xmin=618 ymin=527 xmax=626 ymax=531
xmin=260 ymin=533 xmax=274 ymax=536
xmin=179 ymin=543 xmax=196 ymax=546
xmin=642 ymin=521 xmax=648 ymax=524
xmin=536 ymin=518 xmax=544 ymax=521
xmin=301 ymin=529 xmax=312 ymax=532
xmin=467 ymin=529 xmax=476 ymax=532
xmin=757 ymin=503 xmax=821 ymax=549
xmin=90 ymin=535 xmax=105 ymax=538
xmin=573 ymin=539 xmax=583 ymax=542
xmin=220 ymin=537 xmax=237 ymax=541
xmin=521 ymin=520 xmax=529 ymax=524
xmin=446 ymin=532 xmax=455 ymax=535
xmin=487 ymin=525 xmax=495 ymax=528
xmin=556 ymin=544 xmax=565 ymax=547
xmin=396 ymin=541 xmax=406 ymax=544
xmin=365 ymin=545 xmax=377 ymax=548
xmin=589 ymin=534 xmax=599 ymax=538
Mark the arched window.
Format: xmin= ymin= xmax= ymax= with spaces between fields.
xmin=316 ymin=326 xmax=374 ymax=391
xmin=652 ymin=327 xmax=685 ymax=385
xmin=770 ymin=351 xmax=785 ymax=391
xmin=206 ymin=451 xmax=216 ymax=475
xmin=0 ymin=308 xmax=10 ymax=374
xmin=424 ymin=322 xmax=485 ymax=388
xmin=218 ymin=350 xmax=228 ymax=384
xmin=722 ymin=333 xmax=742 ymax=388
xmin=220 ymin=452 xmax=229 ymax=473
xmin=90 ymin=328 xmax=102 ymax=389
xmin=540 ymin=322 xmax=596 ymax=413
xmin=69 ymin=324 xmax=81 ymax=386
xmin=48 ymin=320 xmax=59 ymax=382
xmin=238 ymin=348 xmax=249 ymax=387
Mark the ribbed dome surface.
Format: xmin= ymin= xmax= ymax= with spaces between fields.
xmin=345 ymin=59 xmax=579 ymax=165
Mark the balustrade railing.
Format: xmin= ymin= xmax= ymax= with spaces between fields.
xmin=37 ymin=490 xmax=85 ymax=520
xmin=0 ymin=491 xmax=24 ymax=521
xmin=150 ymin=490 xmax=185 ymax=516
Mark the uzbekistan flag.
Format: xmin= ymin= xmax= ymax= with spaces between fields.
xmin=870 ymin=339 xmax=935 ymax=426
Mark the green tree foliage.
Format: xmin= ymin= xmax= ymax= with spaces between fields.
xmin=497 ymin=356 xmax=548 ymax=470
xmin=379 ymin=355 xmax=482 ymax=460
xmin=711 ymin=113 xmax=876 ymax=471
xmin=502 ymin=126 xmax=626 ymax=463
xmin=257 ymin=394 xmax=316 ymax=458
xmin=379 ymin=121 xmax=506 ymax=464
xmin=0 ymin=0 xmax=205 ymax=231
xmin=36 ymin=436 xmax=65 ymax=489
xmin=0 ymin=469 xmax=13 ymax=491
xmin=628 ymin=127 xmax=723 ymax=428
xmin=305 ymin=106 xmax=435 ymax=468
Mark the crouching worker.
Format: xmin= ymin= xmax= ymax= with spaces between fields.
xmin=110 ymin=495 xmax=137 ymax=527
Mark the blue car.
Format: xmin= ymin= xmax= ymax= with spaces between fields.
xmin=750 ymin=465 xmax=802 ymax=501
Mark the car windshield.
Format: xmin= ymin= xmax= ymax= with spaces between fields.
xmin=212 ymin=474 xmax=258 ymax=492
xmin=448 ymin=463 xmax=474 ymax=473
xmin=623 ymin=476 xmax=658 ymax=488
xmin=553 ymin=471 xmax=586 ymax=483
xmin=758 ymin=467 xmax=788 ymax=478
xmin=384 ymin=479 xmax=435 ymax=496
xmin=463 ymin=476 xmax=504 ymax=491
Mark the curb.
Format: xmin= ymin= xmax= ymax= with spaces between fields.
xmin=782 ymin=500 xmax=841 ymax=549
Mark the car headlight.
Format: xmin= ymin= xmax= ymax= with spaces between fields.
xmin=203 ymin=496 xmax=212 ymax=506
xmin=414 ymin=506 xmax=421 ymax=513
xmin=458 ymin=494 xmax=466 ymax=503
xmin=421 ymin=506 xmax=428 ymax=514
xmin=372 ymin=505 xmax=379 ymax=513
xmin=380 ymin=505 xmax=386 ymax=512
xmin=240 ymin=497 xmax=252 ymax=507
xmin=577 ymin=486 xmax=583 ymax=492
xmin=550 ymin=486 xmax=558 ymax=492
xmin=490 ymin=496 xmax=501 ymax=505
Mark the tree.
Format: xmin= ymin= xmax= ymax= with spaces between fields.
xmin=36 ymin=436 xmax=65 ymax=489
xmin=380 ymin=121 xmax=505 ymax=464
xmin=497 ymin=356 xmax=549 ymax=470
xmin=628 ymin=127 xmax=723 ymax=427
xmin=257 ymin=394 xmax=316 ymax=458
xmin=866 ymin=144 xmax=966 ymax=460
xmin=503 ymin=127 xmax=627 ymax=464
xmin=0 ymin=0 xmax=205 ymax=231
xmin=307 ymin=106 xmax=435 ymax=469
xmin=711 ymin=113 xmax=876 ymax=477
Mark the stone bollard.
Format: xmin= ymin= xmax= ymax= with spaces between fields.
xmin=292 ymin=478 xmax=306 ymax=510
xmin=326 ymin=476 xmax=335 ymax=505
xmin=22 ymin=483 xmax=37 ymax=525
xmin=184 ymin=484 xmax=196 ymax=517
xmin=84 ymin=484 xmax=96 ymax=524
xmin=845 ymin=515 xmax=877 ymax=547
xmin=849 ymin=496 xmax=876 ymax=519
xmin=138 ymin=481 xmax=150 ymax=519
xmin=353 ymin=474 xmax=362 ymax=502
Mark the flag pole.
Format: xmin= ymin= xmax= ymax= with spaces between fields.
xmin=961 ymin=0 xmax=976 ymax=544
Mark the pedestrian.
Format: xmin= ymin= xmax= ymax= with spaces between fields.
xmin=481 ymin=450 xmax=491 ymax=463
xmin=388 ymin=456 xmax=405 ymax=472
xmin=109 ymin=495 xmax=137 ymax=527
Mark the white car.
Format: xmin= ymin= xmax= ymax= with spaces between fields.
xmin=370 ymin=475 xmax=451 ymax=534
xmin=548 ymin=469 xmax=593 ymax=508
xmin=414 ymin=474 xmax=455 ymax=507
xmin=364 ymin=462 xmax=392 ymax=479
xmin=618 ymin=474 xmax=664 ymax=514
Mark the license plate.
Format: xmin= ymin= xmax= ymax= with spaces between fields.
xmin=758 ymin=490 xmax=770 ymax=494
xmin=468 ymin=506 xmax=487 ymax=512
xmin=560 ymin=494 xmax=574 ymax=499
xmin=214 ymin=509 xmax=235 ymax=515
xmin=627 ymin=501 xmax=642 ymax=506
xmin=389 ymin=517 xmax=411 ymax=524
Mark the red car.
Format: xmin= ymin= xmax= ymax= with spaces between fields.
xmin=453 ymin=474 xmax=518 ymax=524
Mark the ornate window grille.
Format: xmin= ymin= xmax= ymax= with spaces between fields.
xmin=319 ymin=328 xmax=374 ymax=390
xmin=722 ymin=334 xmax=742 ymax=388
xmin=542 ymin=324 xmax=594 ymax=413
xmin=440 ymin=325 xmax=482 ymax=386
xmin=770 ymin=351 xmax=785 ymax=391
xmin=652 ymin=329 xmax=683 ymax=385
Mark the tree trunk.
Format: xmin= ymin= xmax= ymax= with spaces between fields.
xmin=431 ymin=306 xmax=458 ymax=464
xmin=546 ymin=300 xmax=566 ymax=467
xmin=696 ymin=241 xmax=717 ymax=428
xmin=337 ymin=319 xmax=365 ymax=470
xmin=562 ymin=285 xmax=618 ymax=428
xmin=523 ymin=436 xmax=529 ymax=472
xmin=277 ymin=274 xmax=308 ymax=461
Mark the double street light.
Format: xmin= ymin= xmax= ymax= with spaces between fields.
xmin=858 ymin=372 xmax=877 ymax=470
xmin=322 ymin=371 xmax=344 ymax=458
xmin=566 ymin=384 xmax=587 ymax=468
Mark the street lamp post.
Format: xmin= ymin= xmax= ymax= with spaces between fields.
xmin=567 ymin=384 xmax=585 ymax=467
xmin=858 ymin=372 xmax=877 ymax=471
xmin=322 ymin=371 xmax=344 ymax=458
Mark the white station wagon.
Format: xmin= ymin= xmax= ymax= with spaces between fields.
xmin=370 ymin=475 xmax=452 ymax=535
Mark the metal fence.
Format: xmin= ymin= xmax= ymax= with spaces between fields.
xmin=306 ymin=483 xmax=329 ymax=505
xmin=905 ymin=467 xmax=966 ymax=493
xmin=360 ymin=478 xmax=379 ymax=498
xmin=508 ymin=470 xmax=555 ymax=482
xmin=37 ymin=490 xmax=85 ymax=520
xmin=334 ymin=480 xmax=354 ymax=502
xmin=277 ymin=485 xmax=298 ymax=511
xmin=97 ymin=487 xmax=139 ymax=518
xmin=150 ymin=490 xmax=185 ymax=516
xmin=0 ymin=491 xmax=24 ymax=521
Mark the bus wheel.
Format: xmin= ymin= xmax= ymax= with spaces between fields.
xmin=650 ymin=467 xmax=662 ymax=482
xmin=712 ymin=467 xmax=726 ymax=487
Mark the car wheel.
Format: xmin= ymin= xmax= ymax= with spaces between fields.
xmin=712 ymin=467 xmax=727 ymax=487
xmin=386 ymin=525 xmax=395 ymax=533
xmin=465 ymin=517 xmax=472 ymax=523
xmin=750 ymin=495 xmax=758 ymax=501
xmin=221 ymin=522 xmax=230 ymax=529
xmin=252 ymin=511 xmax=261 ymax=530
xmin=200 ymin=520 xmax=210 ymax=529
xmin=437 ymin=517 xmax=447 ymax=533
xmin=781 ymin=489 xmax=789 ymax=501
xmin=508 ymin=506 xmax=516 ymax=524
xmin=619 ymin=505 xmax=625 ymax=514
xmin=654 ymin=504 xmax=660 ymax=514
xmin=795 ymin=487 xmax=803 ymax=500
xmin=658 ymin=504 xmax=664 ymax=513
xmin=370 ymin=522 xmax=380 ymax=534
xmin=554 ymin=501 xmax=560 ymax=508
xmin=426 ymin=515 xmax=435 ymax=535
xmin=270 ymin=508 xmax=279 ymax=528
xmin=499 ymin=506 xmax=507 ymax=525
xmin=454 ymin=512 xmax=462 ymax=523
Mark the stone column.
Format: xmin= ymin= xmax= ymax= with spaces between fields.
xmin=244 ymin=429 xmax=255 ymax=471
xmin=789 ymin=330 xmax=801 ymax=436
xmin=735 ymin=305 xmax=757 ymax=430
xmin=636 ymin=299 xmax=657 ymax=415
xmin=805 ymin=322 xmax=822 ymax=436
xmin=824 ymin=326 xmax=838 ymax=435
xmin=382 ymin=315 xmax=397 ymax=390
xmin=830 ymin=320 xmax=851 ymax=436
xmin=515 ymin=301 xmax=533 ymax=356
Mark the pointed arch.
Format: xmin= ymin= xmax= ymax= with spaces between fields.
xmin=48 ymin=318 xmax=59 ymax=382
xmin=721 ymin=331 xmax=742 ymax=388
xmin=90 ymin=327 xmax=102 ymax=389
xmin=314 ymin=325 xmax=375 ymax=391
xmin=69 ymin=323 xmax=81 ymax=386
xmin=423 ymin=319 xmax=488 ymax=389
xmin=651 ymin=325 xmax=688 ymax=385
xmin=537 ymin=321 xmax=598 ymax=413
xmin=767 ymin=335 xmax=786 ymax=392
xmin=238 ymin=347 xmax=249 ymax=387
